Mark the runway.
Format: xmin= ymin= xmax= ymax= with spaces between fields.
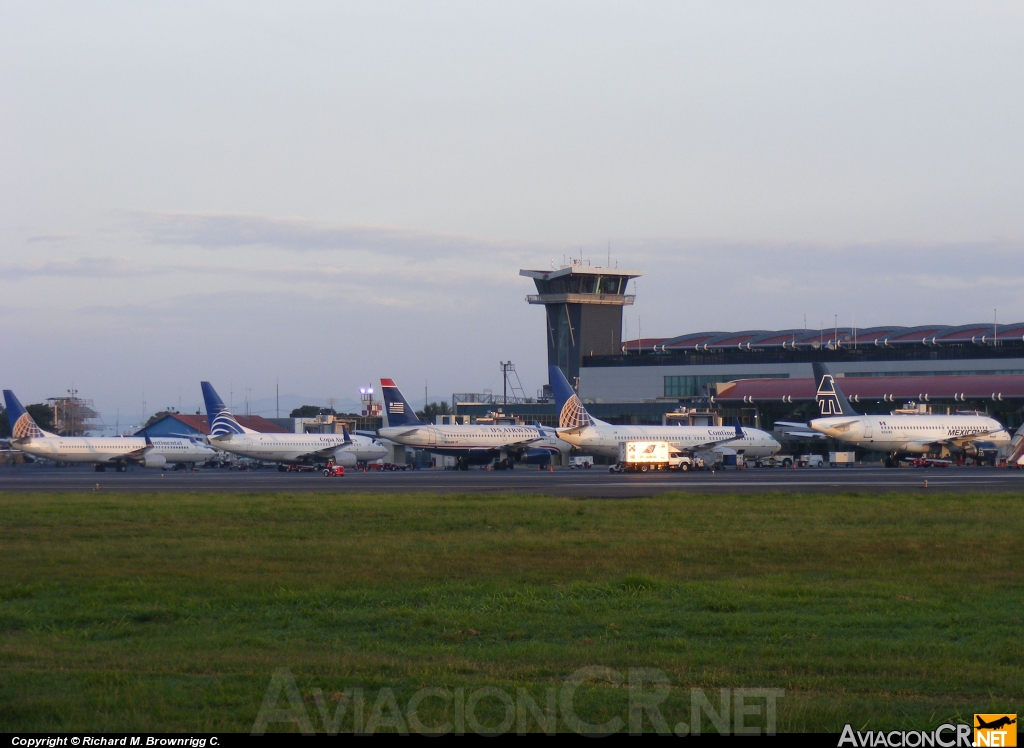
xmin=1 ymin=464 xmax=1021 ymax=497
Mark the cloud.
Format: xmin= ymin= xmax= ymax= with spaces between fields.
xmin=126 ymin=209 xmax=533 ymax=261
xmin=0 ymin=257 xmax=150 ymax=280
xmin=26 ymin=233 xmax=78 ymax=243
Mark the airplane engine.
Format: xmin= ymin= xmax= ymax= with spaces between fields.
xmin=331 ymin=450 xmax=358 ymax=468
xmin=139 ymin=453 xmax=167 ymax=468
xmin=519 ymin=448 xmax=553 ymax=465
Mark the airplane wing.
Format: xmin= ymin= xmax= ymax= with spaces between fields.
xmin=503 ymin=437 xmax=543 ymax=450
xmin=781 ymin=430 xmax=828 ymax=440
xmin=299 ymin=428 xmax=353 ymax=459
xmin=774 ymin=421 xmax=808 ymax=429
xmin=820 ymin=418 xmax=862 ymax=433
xmin=685 ymin=420 xmax=748 ymax=451
xmin=927 ymin=429 xmax=1004 ymax=449
xmin=121 ymin=434 xmax=157 ymax=462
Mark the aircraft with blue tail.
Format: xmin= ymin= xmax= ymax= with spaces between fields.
xmin=200 ymin=381 xmax=387 ymax=467
xmin=548 ymin=366 xmax=781 ymax=462
xmin=806 ymin=363 xmax=1010 ymax=466
xmin=377 ymin=378 xmax=569 ymax=469
xmin=3 ymin=389 xmax=215 ymax=471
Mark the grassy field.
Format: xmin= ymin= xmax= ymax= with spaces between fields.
xmin=0 ymin=490 xmax=1021 ymax=733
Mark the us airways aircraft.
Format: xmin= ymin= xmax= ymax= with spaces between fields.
xmin=807 ymin=363 xmax=1010 ymax=466
xmin=201 ymin=382 xmax=387 ymax=467
xmin=3 ymin=389 xmax=215 ymax=471
xmin=548 ymin=366 xmax=781 ymax=460
xmin=377 ymin=378 xmax=566 ymax=469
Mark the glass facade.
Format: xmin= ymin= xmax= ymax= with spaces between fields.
xmin=664 ymin=373 xmax=788 ymax=398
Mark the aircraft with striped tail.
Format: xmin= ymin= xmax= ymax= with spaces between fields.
xmin=200 ymin=381 xmax=387 ymax=468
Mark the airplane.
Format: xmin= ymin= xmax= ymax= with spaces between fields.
xmin=975 ymin=716 xmax=1016 ymax=731
xmin=201 ymin=382 xmax=388 ymax=467
xmin=548 ymin=366 xmax=781 ymax=461
xmin=807 ymin=363 xmax=1011 ymax=467
xmin=377 ymin=378 xmax=566 ymax=469
xmin=3 ymin=389 xmax=216 ymax=471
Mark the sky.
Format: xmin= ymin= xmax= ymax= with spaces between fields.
xmin=2 ymin=1 xmax=1023 ymax=429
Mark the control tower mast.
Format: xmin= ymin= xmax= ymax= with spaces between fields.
xmin=521 ymin=264 xmax=642 ymax=387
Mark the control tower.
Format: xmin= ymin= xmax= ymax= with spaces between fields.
xmin=521 ymin=264 xmax=641 ymax=386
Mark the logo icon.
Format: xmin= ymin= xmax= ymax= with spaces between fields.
xmin=12 ymin=412 xmax=43 ymax=440
xmin=816 ymin=375 xmax=844 ymax=416
xmin=975 ymin=714 xmax=1017 ymax=747
xmin=557 ymin=393 xmax=592 ymax=429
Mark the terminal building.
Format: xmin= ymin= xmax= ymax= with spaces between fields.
xmin=453 ymin=266 xmax=1024 ymax=432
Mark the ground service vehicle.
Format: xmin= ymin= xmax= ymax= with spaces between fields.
xmin=569 ymin=456 xmax=594 ymax=469
xmin=761 ymin=455 xmax=795 ymax=468
xmin=612 ymin=441 xmax=696 ymax=473
xmin=911 ymin=457 xmax=950 ymax=468
xmin=799 ymin=454 xmax=825 ymax=468
xmin=323 ymin=465 xmax=346 ymax=477
xmin=829 ymin=451 xmax=856 ymax=467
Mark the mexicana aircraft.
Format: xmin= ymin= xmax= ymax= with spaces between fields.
xmin=3 ymin=389 xmax=215 ymax=471
xmin=807 ymin=363 xmax=1009 ymax=466
xmin=548 ymin=366 xmax=781 ymax=461
xmin=377 ymin=378 xmax=567 ymax=469
xmin=200 ymin=382 xmax=387 ymax=467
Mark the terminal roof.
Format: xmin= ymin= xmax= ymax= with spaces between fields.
xmin=520 ymin=266 xmax=642 ymax=281
xmin=623 ymin=323 xmax=1024 ymax=352
xmin=715 ymin=375 xmax=1024 ymax=403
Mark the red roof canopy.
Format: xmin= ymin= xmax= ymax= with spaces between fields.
xmin=715 ymin=375 xmax=1024 ymax=402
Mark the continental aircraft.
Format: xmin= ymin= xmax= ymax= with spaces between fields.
xmin=3 ymin=389 xmax=215 ymax=471
xmin=377 ymin=378 xmax=566 ymax=469
xmin=807 ymin=363 xmax=1010 ymax=466
xmin=201 ymin=382 xmax=387 ymax=467
xmin=548 ymin=366 xmax=781 ymax=461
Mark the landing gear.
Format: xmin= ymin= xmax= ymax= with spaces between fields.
xmin=884 ymin=455 xmax=897 ymax=468
xmin=94 ymin=465 xmax=106 ymax=472
xmin=456 ymin=458 xmax=469 ymax=471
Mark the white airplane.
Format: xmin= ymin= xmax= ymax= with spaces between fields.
xmin=548 ymin=366 xmax=781 ymax=461
xmin=201 ymin=381 xmax=388 ymax=467
xmin=377 ymin=378 xmax=567 ymax=469
xmin=3 ymin=389 xmax=216 ymax=471
xmin=806 ymin=363 xmax=1010 ymax=466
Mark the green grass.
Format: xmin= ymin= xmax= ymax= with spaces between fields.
xmin=0 ymin=490 xmax=1021 ymax=733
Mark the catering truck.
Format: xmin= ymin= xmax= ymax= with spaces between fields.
xmin=610 ymin=441 xmax=695 ymax=473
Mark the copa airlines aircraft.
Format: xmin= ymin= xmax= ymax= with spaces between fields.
xmin=377 ymin=378 xmax=566 ymax=469
xmin=549 ymin=366 xmax=781 ymax=460
xmin=3 ymin=389 xmax=215 ymax=471
xmin=201 ymin=382 xmax=387 ymax=467
xmin=808 ymin=363 xmax=1010 ymax=466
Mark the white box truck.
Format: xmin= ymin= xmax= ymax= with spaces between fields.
xmin=829 ymin=451 xmax=856 ymax=467
xmin=610 ymin=441 xmax=695 ymax=472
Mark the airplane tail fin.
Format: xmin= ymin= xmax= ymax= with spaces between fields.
xmin=733 ymin=417 xmax=744 ymax=437
xmin=3 ymin=390 xmax=51 ymax=439
xmin=549 ymin=365 xmax=594 ymax=429
xmin=811 ymin=363 xmax=859 ymax=417
xmin=200 ymin=382 xmax=252 ymax=436
xmin=380 ymin=379 xmax=424 ymax=427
